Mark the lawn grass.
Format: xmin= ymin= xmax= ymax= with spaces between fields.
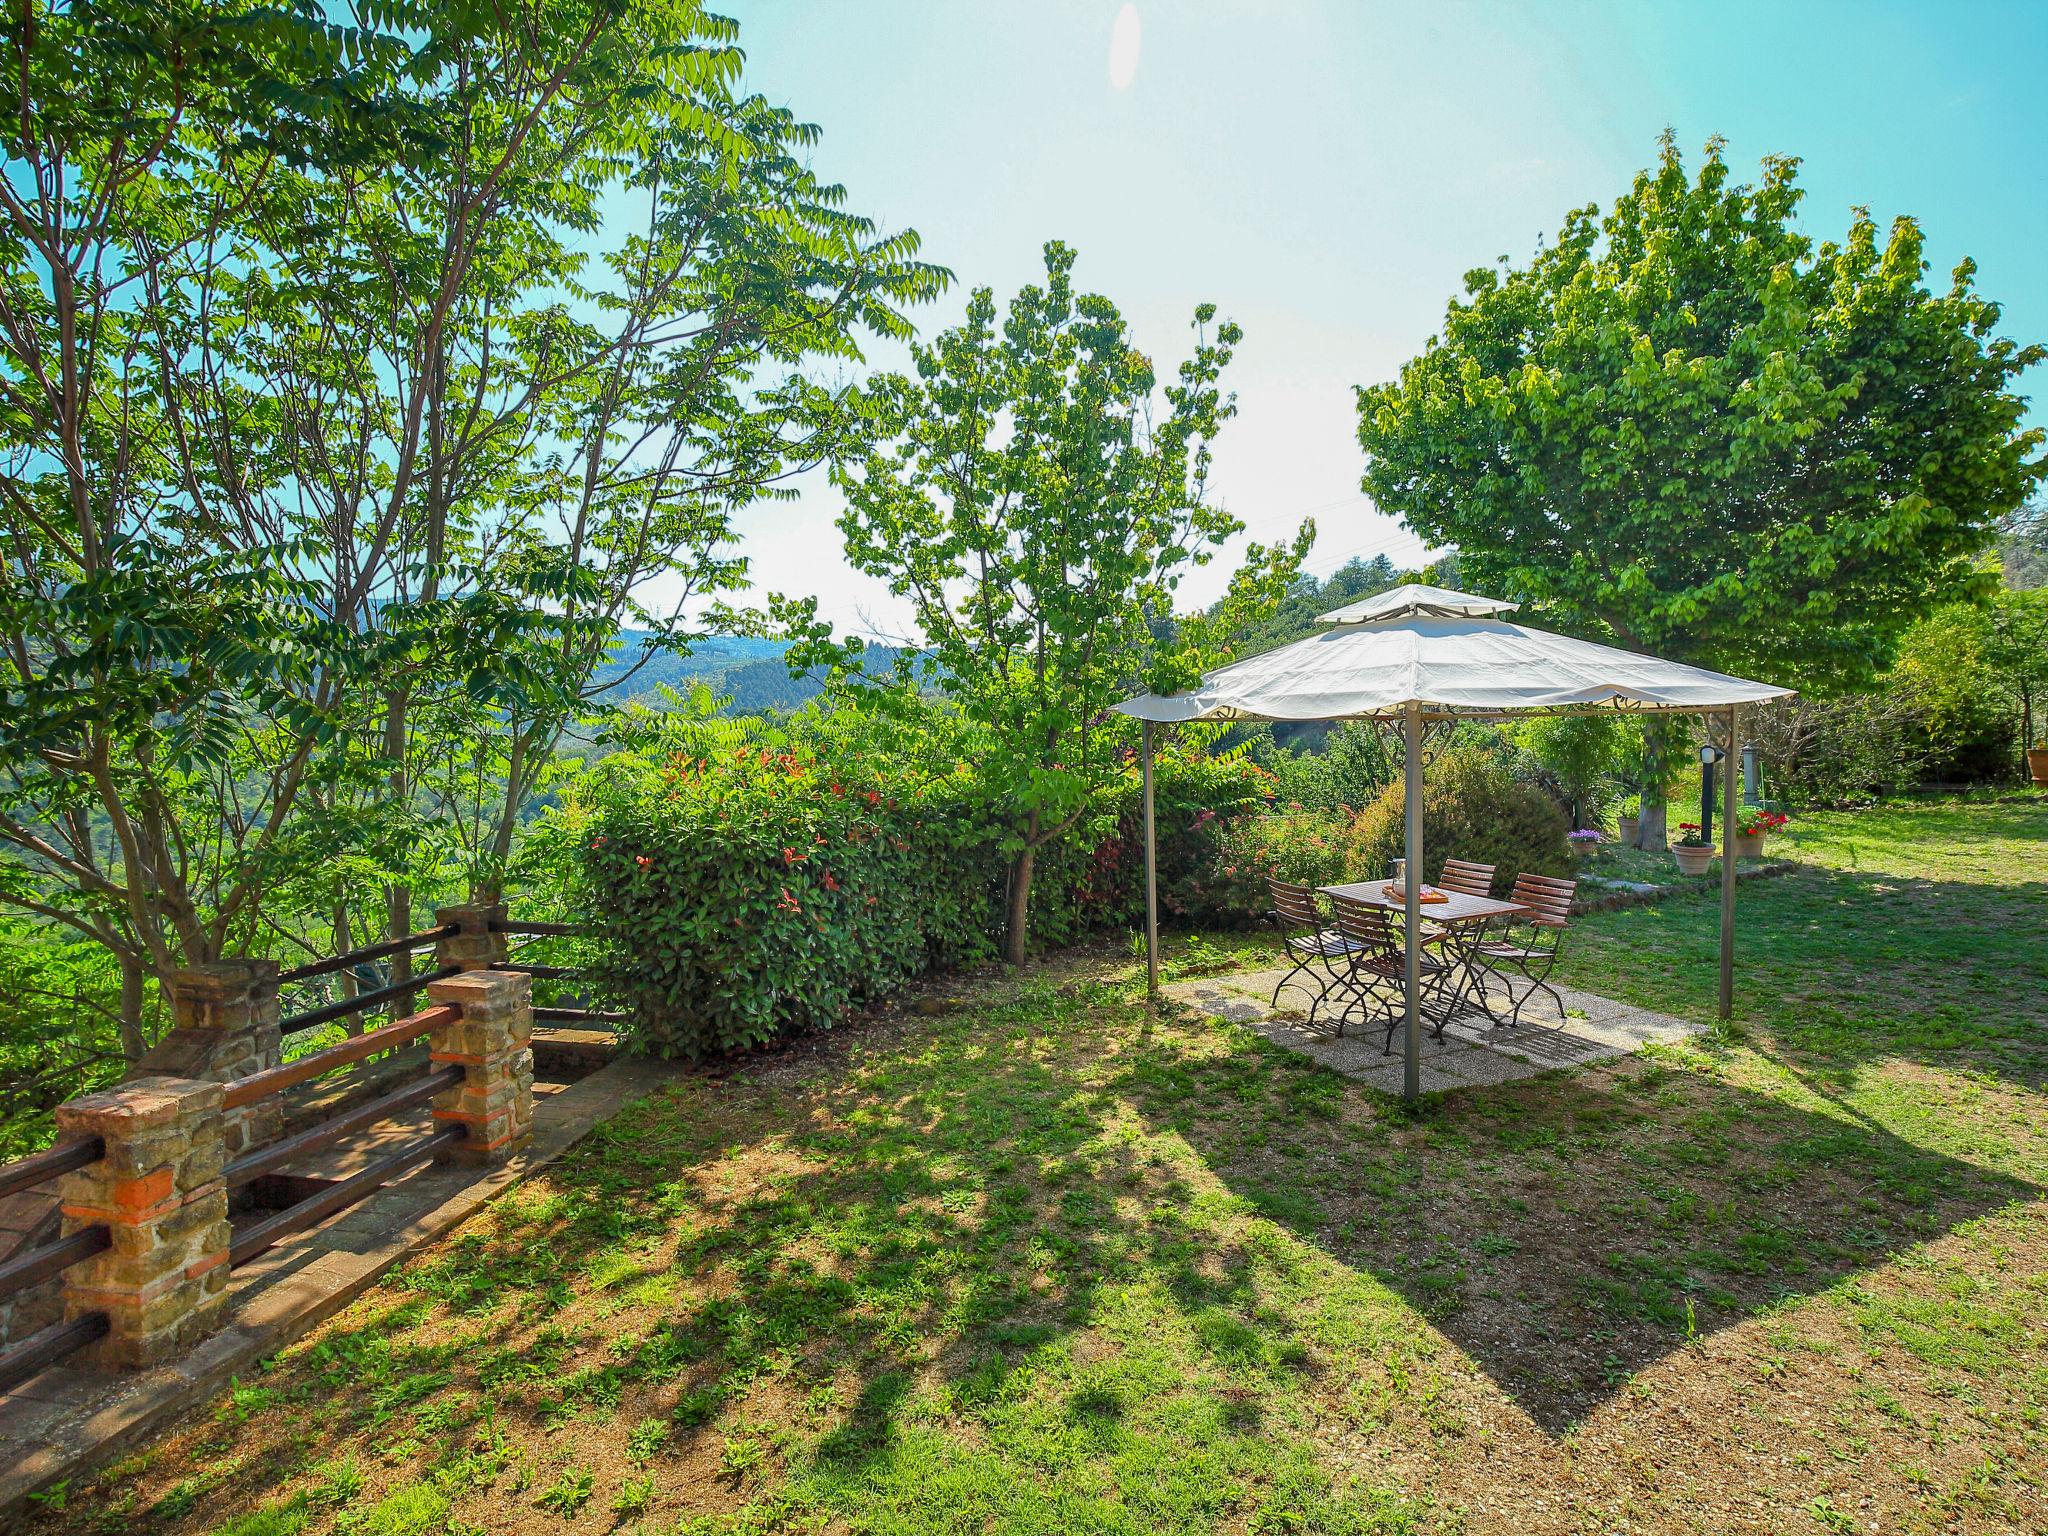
xmin=17 ymin=797 xmax=2047 ymax=1536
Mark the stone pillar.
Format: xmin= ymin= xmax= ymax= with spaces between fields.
xmin=153 ymin=961 xmax=283 ymax=1157
xmin=423 ymin=970 xmax=533 ymax=1166
xmin=54 ymin=1077 xmax=230 ymax=1367
xmin=433 ymin=902 xmax=508 ymax=975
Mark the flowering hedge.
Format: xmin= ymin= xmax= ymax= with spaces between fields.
xmin=539 ymin=709 xmax=1271 ymax=1059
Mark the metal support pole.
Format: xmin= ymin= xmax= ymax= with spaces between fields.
xmin=1142 ymin=721 xmax=1159 ymax=1001
xmin=1718 ymin=706 xmax=1738 ymax=1020
xmin=1402 ymin=702 xmax=1423 ymax=1101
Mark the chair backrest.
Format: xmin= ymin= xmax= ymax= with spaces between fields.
xmin=1509 ymin=873 xmax=1577 ymax=927
xmin=1438 ymin=857 xmax=1497 ymax=899
xmin=1330 ymin=895 xmax=1399 ymax=954
xmin=1268 ymin=877 xmax=1321 ymax=929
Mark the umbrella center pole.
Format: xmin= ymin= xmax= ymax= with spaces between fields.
xmin=1403 ymin=701 xmax=1423 ymax=1101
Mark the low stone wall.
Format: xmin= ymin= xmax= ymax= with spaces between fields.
xmin=1572 ymin=859 xmax=1798 ymax=915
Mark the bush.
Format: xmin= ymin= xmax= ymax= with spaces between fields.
xmin=1507 ymin=714 xmax=1631 ymax=830
xmin=1262 ymin=722 xmax=1395 ymax=816
xmin=536 ymin=702 xmax=1270 ymax=1058
xmin=1184 ymin=811 xmax=1351 ymax=919
xmin=550 ymin=729 xmax=993 ymax=1059
xmin=1748 ymin=694 xmax=1926 ymax=807
xmin=1344 ymin=743 xmax=1572 ymax=895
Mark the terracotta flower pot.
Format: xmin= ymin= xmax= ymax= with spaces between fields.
xmin=1734 ymin=832 xmax=1764 ymax=860
xmin=1618 ymin=815 xmax=1639 ymax=845
xmin=2029 ymin=747 xmax=2048 ymax=785
xmin=1671 ymin=844 xmax=1715 ymax=877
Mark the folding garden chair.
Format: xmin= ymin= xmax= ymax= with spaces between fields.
xmin=1435 ymin=857 xmax=1496 ymax=899
xmin=1264 ymin=878 xmax=1362 ymax=1028
xmin=1472 ymin=873 xmax=1578 ymax=1028
xmin=1328 ymin=894 xmax=1456 ymax=1050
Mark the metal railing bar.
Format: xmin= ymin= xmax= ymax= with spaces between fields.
xmin=533 ymin=1007 xmax=627 ymax=1025
xmin=277 ymin=926 xmax=459 ymax=986
xmin=0 ymin=1224 xmax=110 ymax=1302
xmin=0 ymin=1136 xmax=103 ymax=1202
xmin=224 ymin=1065 xmax=465 ymax=1190
xmin=224 ymin=1005 xmax=455 ymax=1110
xmin=490 ymin=920 xmax=582 ymax=936
xmin=498 ymin=963 xmax=580 ymax=981
xmin=0 ymin=1311 xmax=109 ymax=1395
xmin=229 ymin=1125 xmax=466 ymax=1266
xmin=280 ymin=965 xmax=462 ymax=1034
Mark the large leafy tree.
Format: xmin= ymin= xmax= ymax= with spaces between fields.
xmin=1355 ymin=135 xmax=2043 ymax=846
xmin=792 ymin=242 xmax=1308 ymax=963
xmin=0 ymin=0 xmax=943 ymax=1053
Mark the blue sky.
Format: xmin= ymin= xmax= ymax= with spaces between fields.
xmin=711 ymin=0 xmax=2048 ymax=639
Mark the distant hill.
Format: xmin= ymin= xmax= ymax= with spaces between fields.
xmin=590 ymin=632 xmax=905 ymax=715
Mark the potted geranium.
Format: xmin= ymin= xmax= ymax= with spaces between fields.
xmin=1670 ymin=822 xmax=1715 ymax=876
xmin=1734 ymin=807 xmax=1787 ymax=859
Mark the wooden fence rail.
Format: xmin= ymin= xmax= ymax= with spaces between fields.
xmin=0 ymin=1137 xmax=101 ymax=1202
xmin=0 ymin=960 xmax=535 ymax=1394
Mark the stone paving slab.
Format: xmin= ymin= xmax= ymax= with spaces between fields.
xmin=0 ymin=1055 xmax=680 ymax=1515
xmin=1164 ymin=963 xmax=1701 ymax=1092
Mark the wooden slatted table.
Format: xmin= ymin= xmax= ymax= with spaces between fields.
xmin=1320 ymin=881 xmax=1529 ymax=1032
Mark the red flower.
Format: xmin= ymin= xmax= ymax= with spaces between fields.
xmin=635 ymin=855 xmax=651 ymax=868
xmin=590 ymin=836 xmax=608 ymax=848
xmin=823 ymin=872 xmax=840 ymax=891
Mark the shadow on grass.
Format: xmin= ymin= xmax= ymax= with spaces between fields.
xmin=44 ymin=946 xmax=2043 ymax=1533
xmin=1142 ymin=1037 xmax=2039 ymax=1432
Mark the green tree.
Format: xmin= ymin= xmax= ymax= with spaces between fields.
xmin=790 ymin=242 xmax=1309 ymax=963
xmin=1999 ymin=498 xmax=2046 ymax=590
xmin=1511 ymin=714 xmax=1629 ymax=830
xmin=1355 ymin=136 xmax=2043 ymax=847
xmin=1987 ymin=587 xmax=2048 ymax=761
xmin=0 ymin=0 xmax=942 ymax=1054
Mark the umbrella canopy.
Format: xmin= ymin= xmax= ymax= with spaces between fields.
xmin=1117 ymin=586 xmax=1792 ymax=724
xmin=1121 ymin=585 xmax=1793 ymax=1102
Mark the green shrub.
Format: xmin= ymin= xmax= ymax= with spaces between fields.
xmin=543 ymin=718 xmax=995 ymax=1059
xmin=1344 ymin=744 xmax=1572 ymax=895
xmin=537 ymin=702 xmax=1268 ymax=1059
xmin=1180 ymin=810 xmax=1350 ymax=920
xmin=1262 ymin=722 xmax=1395 ymax=815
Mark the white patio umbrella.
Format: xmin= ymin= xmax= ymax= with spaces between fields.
xmin=1116 ymin=585 xmax=1792 ymax=1099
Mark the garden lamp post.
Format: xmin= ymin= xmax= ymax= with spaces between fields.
xmin=1699 ymin=742 xmax=1725 ymax=842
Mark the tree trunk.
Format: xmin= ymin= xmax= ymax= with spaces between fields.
xmin=1004 ymin=843 xmax=1036 ymax=967
xmin=1637 ymin=716 xmax=1672 ymax=851
xmin=116 ymin=952 xmax=150 ymax=1065
xmin=333 ymin=902 xmax=364 ymax=1036
xmin=383 ymin=688 xmax=413 ymax=988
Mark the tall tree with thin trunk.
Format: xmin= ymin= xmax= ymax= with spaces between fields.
xmin=795 ymin=241 xmax=1308 ymax=963
xmin=0 ymin=0 xmax=944 ymax=1056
